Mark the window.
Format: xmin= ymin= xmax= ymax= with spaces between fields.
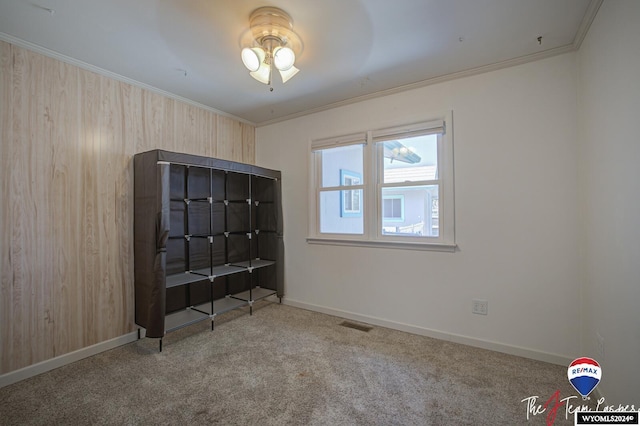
xmin=309 ymin=113 xmax=455 ymax=251
xmin=382 ymin=195 xmax=404 ymax=221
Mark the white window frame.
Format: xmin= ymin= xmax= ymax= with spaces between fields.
xmin=308 ymin=112 xmax=455 ymax=252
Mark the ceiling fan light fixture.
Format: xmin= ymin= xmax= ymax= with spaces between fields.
xmin=240 ymin=7 xmax=303 ymax=86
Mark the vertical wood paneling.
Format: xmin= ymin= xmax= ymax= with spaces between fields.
xmin=7 ymin=46 xmax=24 ymax=372
xmin=217 ymin=115 xmax=242 ymax=161
xmin=140 ymin=90 xmax=166 ymax=153
xmin=121 ymin=84 xmax=143 ymax=153
xmin=97 ymin=75 xmax=123 ymax=343
xmin=0 ymin=40 xmax=256 ymax=374
xmin=78 ymin=67 xmax=101 ymax=347
xmin=117 ymin=83 xmax=138 ymax=342
xmin=49 ymin=57 xmax=81 ymax=355
xmin=0 ymin=41 xmax=13 ymax=372
xmin=209 ymin=111 xmax=218 ymax=159
xmin=163 ymin=98 xmax=176 ymax=152
xmin=218 ymin=120 xmax=256 ymax=163
xmin=10 ymin=47 xmax=56 ymax=368
xmin=175 ymin=102 xmax=212 ymax=156
xmin=241 ymin=122 xmax=256 ymax=164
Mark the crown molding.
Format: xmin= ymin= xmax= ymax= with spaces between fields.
xmin=256 ymin=44 xmax=576 ymax=127
xmin=256 ymin=0 xmax=604 ymax=128
xmin=573 ymin=0 xmax=604 ymax=50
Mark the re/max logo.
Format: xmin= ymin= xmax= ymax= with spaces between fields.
xmin=571 ymin=367 xmax=599 ymax=375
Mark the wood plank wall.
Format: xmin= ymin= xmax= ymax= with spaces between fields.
xmin=0 ymin=40 xmax=256 ymax=374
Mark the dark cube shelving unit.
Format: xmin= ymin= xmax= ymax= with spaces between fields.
xmin=134 ymin=150 xmax=284 ymax=351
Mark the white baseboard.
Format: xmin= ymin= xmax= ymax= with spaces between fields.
xmin=282 ymin=298 xmax=574 ymax=366
xmin=0 ymin=331 xmax=139 ymax=389
xmin=1 ymin=300 xmax=575 ymax=389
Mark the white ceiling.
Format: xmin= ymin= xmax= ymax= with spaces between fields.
xmin=0 ymin=0 xmax=599 ymax=125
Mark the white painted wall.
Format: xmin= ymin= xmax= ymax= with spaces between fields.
xmin=577 ymin=0 xmax=640 ymax=404
xmin=257 ymin=52 xmax=581 ymax=364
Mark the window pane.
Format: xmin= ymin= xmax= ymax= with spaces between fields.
xmin=383 ymin=198 xmax=392 ymax=215
xmin=381 ymin=185 xmax=439 ymax=237
xmin=320 ymin=190 xmax=363 ymax=234
xmin=382 ymin=196 xmax=403 ymax=220
xmin=321 ymin=145 xmax=363 ymax=188
xmin=382 ymin=134 xmax=438 ymax=184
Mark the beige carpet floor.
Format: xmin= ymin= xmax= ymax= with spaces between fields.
xmin=0 ymin=302 xmax=594 ymax=425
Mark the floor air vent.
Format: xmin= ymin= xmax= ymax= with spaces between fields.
xmin=339 ymin=321 xmax=373 ymax=332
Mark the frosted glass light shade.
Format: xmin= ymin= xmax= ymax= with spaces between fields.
xmin=273 ymin=46 xmax=295 ymax=71
xmin=241 ymin=47 xmax=265 ymax=72
xmin=250 ymin=61 xmax=271 ymax=84
xmin=278 ymin=65 xmax=299 ymax=83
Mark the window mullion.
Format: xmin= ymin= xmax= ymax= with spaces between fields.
xmin=436 ymin=133 xmax=444 ymax=241
xmin=374 ymin=134 xmax=385 ymax=239
xmin=364 ymin=131 xmax=377 ymax=240
xmin=312 ymin=151 xmax=321 ymax=237
xmin=380 ymin=180 xmax=440 ymax=190
xmin=319 ymin=184 xmax=365 ymax=192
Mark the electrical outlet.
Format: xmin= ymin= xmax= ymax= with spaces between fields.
xmin=596 ymin=332 xmax=604 ymax=361
xmin=472 ymin=299 xmax=488 ymax=315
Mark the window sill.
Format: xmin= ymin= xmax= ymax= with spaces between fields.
xmin=306 ymin=237 xmax=457 ymax=252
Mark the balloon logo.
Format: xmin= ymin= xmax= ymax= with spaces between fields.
xmin=567 ymin=357 xmax=601 ymax=398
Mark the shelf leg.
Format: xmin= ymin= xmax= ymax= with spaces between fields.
xmin=137 ymin=328 xmax=141 ymax=340
xmin=211 ymin=319 xmax=215 ymax=331
xmin=279 ymin=297 xmax=282 ymax=304
xmin=159 ymin=338 xmax=163 ymax=353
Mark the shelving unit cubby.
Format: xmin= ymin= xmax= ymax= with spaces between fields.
xmin=134 ymin=150 xmax=283 ymax=351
